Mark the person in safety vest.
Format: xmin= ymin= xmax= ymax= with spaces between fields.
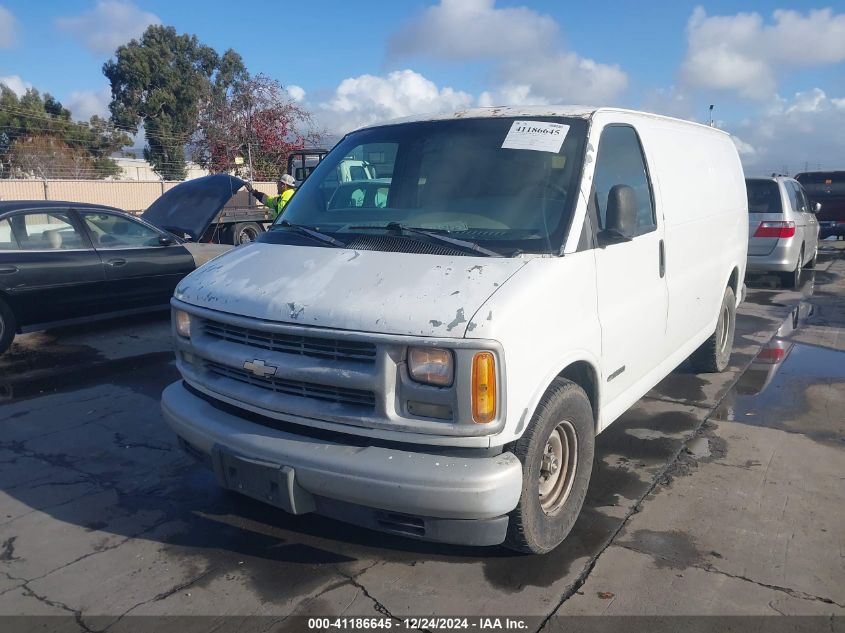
xmin=245 ymin=173 xmax=297 ymax=220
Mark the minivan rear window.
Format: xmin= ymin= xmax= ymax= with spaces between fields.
xmin=745 ymin=179 xmax=782 ymax=214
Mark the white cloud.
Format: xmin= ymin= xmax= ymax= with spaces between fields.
xmin=56 ymin=0 xmax=160 ymax=54
xmin=731 ymin=135 xmax=756 ymax=158
xmin=389 ymin=0 xmax=558 ymax=61
xmin=66 ymin=87 xmax=111 ymax=120
xmin=317 ymin=69 xmax=473 ymax=133
xmin=0 ymin=75 xmax=31 ymax=96
xmin=0 ymin=5 xmax=17 ymax=48
xmin=286 ymin=85 xmax=305 ymax=103
xmin=388 ymin=0 xmax=627 ymax=105
xmin=727 ymin=89 xmax=845 ymax=173
xmin=681 ymin=7 xmax=845 ymax=99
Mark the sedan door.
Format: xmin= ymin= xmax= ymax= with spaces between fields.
xmin=0 ymin=208 xmax=106 ymax=328
xmin=77 ymin=210 xmax=195 ymax=311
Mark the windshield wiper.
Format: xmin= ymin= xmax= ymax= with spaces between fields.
xmin=348 ymin=222 xmax=503 ymax=257
xmin=274 ymin=220 xmax=347 ymax=248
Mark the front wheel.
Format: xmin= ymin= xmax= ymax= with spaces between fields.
xmin=689 ymin=285 xmax=736 ymax=373
xmin=0 ymin=297 xmax=17 ymax=355
xmin=505 ymin=379 xmax=594 ymax=554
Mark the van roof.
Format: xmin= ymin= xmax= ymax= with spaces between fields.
xmin=358 ymin=106 xmax=727 ymax=136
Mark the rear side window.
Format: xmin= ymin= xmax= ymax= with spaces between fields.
xmin=784 ymin=181 xmax=800 ymax=212
xmin=0 ymin=219 xmax=18 ymax=250
xmin=592 ymin=125 xmax=656 ymax=235
xmin=795 ymin=184 xmax=810 ymax=213
xmin=745 ymin=180 xmax=783 ymax=214
xmin=11 ymin=210 xmax=87 ymax=250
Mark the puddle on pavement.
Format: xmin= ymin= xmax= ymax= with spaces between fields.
xmin=713 ymin=301 xmax=845 ymax=445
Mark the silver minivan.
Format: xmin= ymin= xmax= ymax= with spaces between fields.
xmin=746 ymin=176 xmax=820 ymax=288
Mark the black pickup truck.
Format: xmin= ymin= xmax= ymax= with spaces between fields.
xmin=795 ymin=171 xmax=845 ymax=240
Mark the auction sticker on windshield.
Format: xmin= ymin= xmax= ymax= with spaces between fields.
xmin=501 ymin=120 xmax=570 ymax=153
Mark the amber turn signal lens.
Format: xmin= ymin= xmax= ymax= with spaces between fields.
xmin=472 ymin=352 xmax=497 ymax=423
xmin=174 ymin=309 xmax=191 ymax=338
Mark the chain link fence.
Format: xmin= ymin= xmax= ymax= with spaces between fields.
xmin=0 ymin=179 xmax=278 ymax=214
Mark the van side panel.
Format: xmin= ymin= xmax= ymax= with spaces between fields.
xmin=639 ymin=122 xmax=747 ymax=356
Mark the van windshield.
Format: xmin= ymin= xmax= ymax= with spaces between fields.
xmin=746 ymin=179 xmax=783 ymax=214
xmin=273 ymin=117 xmax=588 ymax=255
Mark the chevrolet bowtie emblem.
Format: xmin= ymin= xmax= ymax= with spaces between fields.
xmin=243 ymin=359 xmax=277 ymax=378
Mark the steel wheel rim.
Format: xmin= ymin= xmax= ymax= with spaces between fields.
xmin=718 ymin=304 xmax=730 ymax=353
xmin=239 ymin=227 xmax=257 ymax=244
xmin=539 ymin=420 xmax=578 ymax=514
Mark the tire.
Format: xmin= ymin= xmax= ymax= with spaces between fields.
xmin=0 ymin=297 xmax=17 ymax=355
xmin=230 ymin=222 xmax=262 ymax=245
xmin=504 ymin=378 xmax=594 ymax=554
xmin=780 ymin=246 xmax=803 ymax=289
xmin=689 ymin=285 xmax=736 ymax=373
xmin=806 ymin=245 xmax=817 ymax=269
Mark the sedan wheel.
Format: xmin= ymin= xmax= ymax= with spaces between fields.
xmin=0 ymin=297 xmax=17 ymax=355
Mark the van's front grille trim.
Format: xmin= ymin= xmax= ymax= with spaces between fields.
xmin=204 ymin=360 xmax=376 ymax=409
xmin=202 ymin=319 xmax=377 ymax=364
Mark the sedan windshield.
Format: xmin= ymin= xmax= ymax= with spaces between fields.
xmin=274 ymin=117 xmax=588 ymax=255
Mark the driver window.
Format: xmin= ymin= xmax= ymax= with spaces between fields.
xmin=81 ymin=212 xmax=162 ymax=248
xmin=592 ymin=125 xmax=656 ymax=235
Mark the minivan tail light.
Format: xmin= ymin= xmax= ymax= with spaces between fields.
xmin=471 ymin=352 xmax=497 ymax=424
xmin=753 ymin=221 xmax=795 ymax=238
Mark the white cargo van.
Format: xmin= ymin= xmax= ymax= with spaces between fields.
xmin=162 ymin=107 xmax=747 ymax=553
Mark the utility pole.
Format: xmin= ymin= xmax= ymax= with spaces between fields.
xmin=708 ymin=104 xmax=714 ymax=127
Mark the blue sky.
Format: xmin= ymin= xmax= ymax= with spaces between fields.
xmin=1 ymin=0 xmax=845 ymax=174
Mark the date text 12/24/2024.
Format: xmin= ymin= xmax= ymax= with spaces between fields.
xmin=307 ymin=617 xmax=529 ymax=630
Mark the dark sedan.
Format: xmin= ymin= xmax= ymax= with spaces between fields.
xmin=0 ymin=200 xmax=229 ymax=353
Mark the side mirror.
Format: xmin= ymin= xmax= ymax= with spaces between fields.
xmin=598 ymin=184 xmax=637 ymax=245
xmin=158 ymin=235 xmax=175 ymax=246
xmin=814 ymin=202 xmax=822 ymax=213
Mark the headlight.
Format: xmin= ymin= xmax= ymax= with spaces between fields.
xmin=408 ymin=347 xmax=454 ymax=386
xmin=174 ymin=310 xmax=192 ymax=338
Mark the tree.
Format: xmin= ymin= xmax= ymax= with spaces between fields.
xmin=192 ymin=74 xmax=322 ymax=180
xmin=0 ymin=86 xmax=129 ymax=178
xmin=9 ymin=135 xmax=95 ymax=179
xmin=103 ymin=25 xmax=247 ymax=180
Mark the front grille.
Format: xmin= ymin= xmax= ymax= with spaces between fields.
xmin=203 ymin=320 xmax=377 ymax=364
xmin=205 ymin=360 xmax=376 ymax=409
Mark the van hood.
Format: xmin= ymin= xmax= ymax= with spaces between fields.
xmin=174 ymin=243 xmax=529 ymax=337
xmin=142 ymin=174 xmax=244 ymax=240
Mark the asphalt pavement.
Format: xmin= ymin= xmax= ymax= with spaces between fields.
xmin=0 ymin=244 xmax=843 ymax=631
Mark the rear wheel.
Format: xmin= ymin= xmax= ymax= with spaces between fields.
xmin=230 ymin=222 xmax=262 ymax=245
xmin=689 ymin=285 xmax=736 ymax=373
xmin=780 ymin=247 xmax=803 ymax=289
xmin=805 ymin=245 xmax=817 ymax=269
xmin=505 ymin=379 xmax=594 ymax=554
xmin=0 ymin=297 xmax=17 ymax=355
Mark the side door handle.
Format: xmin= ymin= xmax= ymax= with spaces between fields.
xmin=107 ymin=258 xmax=127 ymax=267
xmin=0 ymin=265 xmax=18 ymax=274
xmin=658 ymin=239 xmax=666 ymax=278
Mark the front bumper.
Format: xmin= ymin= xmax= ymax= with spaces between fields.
xmin=161 ymin=381 xmax=523 ymax=546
